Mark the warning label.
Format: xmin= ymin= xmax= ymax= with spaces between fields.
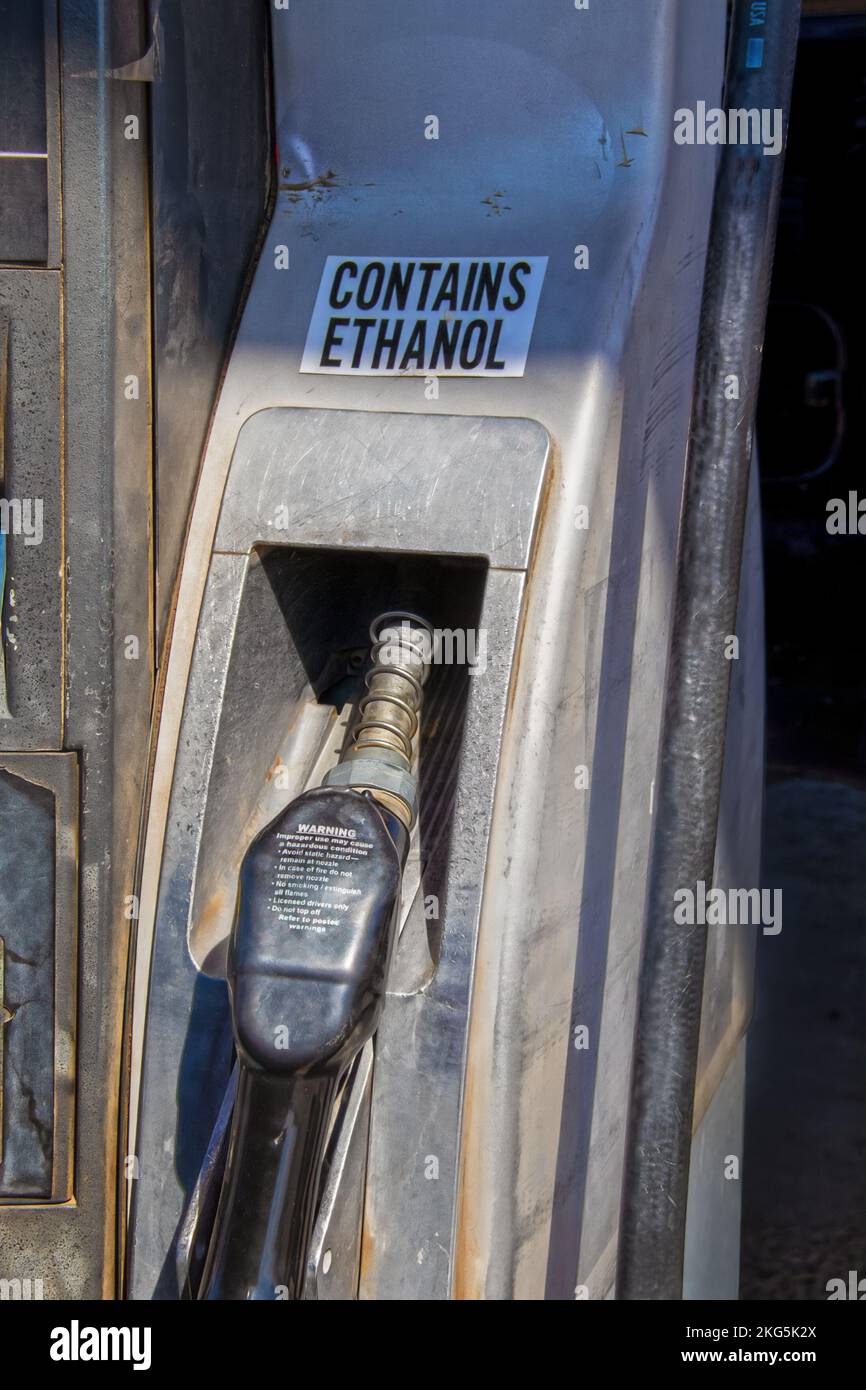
xmin=300 ymin=255 xmax=547 ymax=377
xmin=267 ymin=827 xmax=373 ymax=934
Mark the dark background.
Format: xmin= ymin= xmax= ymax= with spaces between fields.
xmin=741 ymin=7 xmax=866 ymax=1299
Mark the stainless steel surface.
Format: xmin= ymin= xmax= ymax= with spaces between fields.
xmin=214 ymin=409 xmax=548 ymax=569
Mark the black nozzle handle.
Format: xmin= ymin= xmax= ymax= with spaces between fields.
xmin=199 ymin=787 xmax=407 ymax=1299
xmin=198 ymin=1065 xmax=339 ymax=1301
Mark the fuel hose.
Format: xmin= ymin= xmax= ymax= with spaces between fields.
xmin=616 ymin=0 xmax=800 ymax=1301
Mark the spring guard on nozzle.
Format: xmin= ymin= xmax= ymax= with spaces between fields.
xmin=198 ymin=613 xmax=432 ymax=1300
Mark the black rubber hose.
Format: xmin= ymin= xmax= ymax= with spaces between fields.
xmin=617 ymin=0 xmax=800 ymax=1300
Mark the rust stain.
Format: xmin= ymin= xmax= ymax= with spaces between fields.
xmin=616 ymin=131 xmax=635 ymax=168
xmin=197 ymin=886 xmax=227 ymax=938
xmin=502 ymin=439 xmax=559 ymax=728
xmin=481 ymin=191 xmax=511 ymax=217
xmin=692 ymin=996 xmax=749 ymax=1134
xmin=279 ymin=168 xmax=338 ymax=192
xmin=358 ymin=1203 xmax=377 ymax=1295
xmin=453 ymin=1038 xmax=485 ymax=1299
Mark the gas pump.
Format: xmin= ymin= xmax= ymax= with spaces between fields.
xmin=0 ymin=0 xmax=798 ymax=1305
xmin=122 ymin=0 xmax=780 ymax=1302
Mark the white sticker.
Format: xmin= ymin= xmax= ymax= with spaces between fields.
xmin=300 ymin=255 xmax=547 ymax=377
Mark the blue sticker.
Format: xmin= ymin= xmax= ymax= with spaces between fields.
xmin=746 ymin=37 xmax=765 ymax=69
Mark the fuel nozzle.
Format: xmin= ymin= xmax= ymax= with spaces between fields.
xmin=198 ymin=611 xmax=430 ymax=1301
xmin=324 ymin=612 xmax=433 ymax=828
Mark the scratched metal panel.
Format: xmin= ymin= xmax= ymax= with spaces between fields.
xmin=0 ymin=270 xmax=62 ymax=749
xmin=215 ymin=408 xmax=549 ymax=569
